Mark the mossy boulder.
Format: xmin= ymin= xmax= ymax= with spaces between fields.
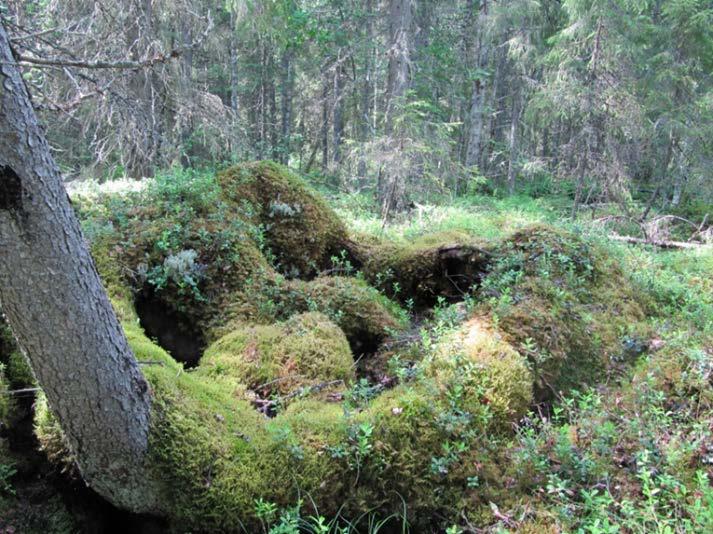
xmin=42 ymin=171 xmax=657 ymax=530
xmin=82 ymin=175 xmax=272 ymax=342
xmin=434 ymin=317 xmax=533 ymax=423
xmin=479 ymin=224 xmax=647 ymax=400
xmin=282 ymin=276 xmax=409 ymax=354
xmin=218 ymin=161 xmax=349 ymax=278
xmin=33 ymin=288 xmax=537 ymax=530
xmin=359 ymin=231 xmax=491 ymax=307
xmin=198 ymin=312 xmax=355 ymax=397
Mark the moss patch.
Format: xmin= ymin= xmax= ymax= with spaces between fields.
xmin=198 ymin=312 xmax=355 ymax=397
xmin=358 ymin=231 xmax=491 ymax=307
xmin=282 ymin=276 xmax=409 ymax=355
xmin=434 ymin=316 xmax=533 ymax=423
xmin=479 ymin=224 xmax=648 ymax=400
xmin=218 ymin=161 xmax=349 ymax=278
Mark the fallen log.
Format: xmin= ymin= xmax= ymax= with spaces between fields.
xmin=609 ymin=234 xmax=707 ymax=250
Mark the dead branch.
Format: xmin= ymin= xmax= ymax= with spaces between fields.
xmin=609 ymin=234 xmax=706 ymax=250
xmin=8 ymin=13 xmax=213 ymax=70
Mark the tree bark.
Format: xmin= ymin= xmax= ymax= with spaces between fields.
xmin=358 ymin=0 xmax=375 ymax=184
xmin=464 ymin=0 xmax=488 ymax=172
xmin=229 ymin=8 xmax=240 ymax=114
xmin=0 ymin=22 xmax=156 ymax=512
xmin=332 ymin=57 xmax=345 ymax=165
xmin=385 ymin=0 xmax=413 ymax=126
xmin=280 ymin=48 xmax=294 ymax=164
xmin=507 ymin=87 xmax=522 ymax=195
xmin=321 ymin=76 xmax=330 ymax=171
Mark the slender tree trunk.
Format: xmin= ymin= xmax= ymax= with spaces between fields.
xmin=464 ymin=0 xmax=488 ymax=173
xmin=0 ymin=22 xmax=156 ymax=512
xmin=358 ymin=0 xmax=375 ymax=184
xmin=321 ymin=76 xmax=330 ymax=171
xmin=179 ymin=20 xmax=194 ymax=168
xmin=229 ymin=9 xmax=239 ymax=114
xmin=482 ymin=46 xmax=504 ymax=173
xmin=507 ymin=88 xmax=522 ymax=195
xmin=280 ymin=48 xmax=294 ymax=164
xmin=268 ymin=70 xmax=278 ymax=161
xmin=333 ymin=58 xmax=345 ymax=165
xmin=385 ymin=0 xmax=413 ymax=126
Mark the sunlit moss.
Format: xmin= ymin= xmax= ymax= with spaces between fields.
xmin=434 ymin=316 xmax=533 ymax=423
xmin=480 ymin=224 xmax=649 ymax=399
xmin=197 ymin=312 xmax=355 ymax=396
xmin=218 ymin=161 xmax=349 ymax=278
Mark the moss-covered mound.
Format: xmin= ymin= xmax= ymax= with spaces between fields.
xmin=358 ymin=231 xmax=491 ymax=307
xmin=33 ymin=168 xmax=660 ymax=530
xmin=478 ymin=225 xmax=648 ymax=400
xmin=434 ymin=316 xmax=533 ymax=423
xmin=281 ymin=276 xmax=409 ymax=354
xmin=82 ymin=176 xmax=272 ymax=342
xmin=31 ymin=278 xmax=535 ymax=529
xmin=198 ymin=312 xmax=355 ymax=397
xmin=218 ymin=161 xmax=349 ymax=278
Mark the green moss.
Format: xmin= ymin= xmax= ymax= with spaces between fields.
xmin=218 ymin=161 xmax=349 ymax=277
xmin=33 ymin=300 xmax=542 ymax=530
xmin=359 ymin=231 xmax=490 ymax=306
xmin=198 ymin=312 xmax=354 ymax=397
xmin=434 ymin=317 xmax=533 ymax=423
xmin=34 ymin=393 xmax=75 ymax=473
xmin=282 ymin=276 xmax=409 ymax=352
xmin=82 ymin=173 xmax=274 ymax=341
xmin=46 ymin=188 xmax=657 ymax=529
xmin=480 ymin=224 xmax=648 ymax=399
xmin=0 ymin=310 xmax=34 ymax=389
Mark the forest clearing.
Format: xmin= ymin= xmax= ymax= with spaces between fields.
xmin=1 ymin=1 xmax=712 ymax=533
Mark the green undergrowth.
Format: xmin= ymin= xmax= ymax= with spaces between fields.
xmin=332 ymin=193 xmax=561 ymax=244
xmin=24 ymin=163 xmax=710 ymax=531
xmin=476 ymin=225 xmax=650 ymax=400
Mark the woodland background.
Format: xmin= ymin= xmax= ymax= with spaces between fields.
xmin=3 ymin=0 xmax=712 ymax=219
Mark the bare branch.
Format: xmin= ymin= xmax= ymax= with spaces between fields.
xmin=7 ymin=13 xmax=213 ymax=70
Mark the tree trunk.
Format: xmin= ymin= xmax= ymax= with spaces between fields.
xmin=229 ymin=9 xmax=239 ymax=114
xmin=280 ymin=48 xmax=294 ymax=164
xmin=464 ymin=0 xmax=488 ymax=173
xmin=333 ymin=57 xmax=345 ymax=165
xmin=0 ymin=22 xmax=156 ymax=512
xmin=385 ymin=0 xmax=413 ymax=125
xmin=358 ymin=0 xmax=375 ymax=184
xmin=321 ymin=76 xmax=330 ymax=171
xmin=507 ymin=87 xmax=522 ymax=195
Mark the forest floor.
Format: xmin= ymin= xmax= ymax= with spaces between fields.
xmin=1 ymin=165 xmax=712 ymax=533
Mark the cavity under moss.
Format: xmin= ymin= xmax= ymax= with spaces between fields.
xmin=359 ymin=230 xmax=491 ymax=306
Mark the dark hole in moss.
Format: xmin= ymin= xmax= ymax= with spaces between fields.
xmin=438 ymin=252 xmax=488 ymax=303
xmin=403 ymin=247 xmax=490 ymax=309
xmin=348 ymin=328 xmax=384 ymax=360
xmin=135 ymin=289 xmax=206 ymax=368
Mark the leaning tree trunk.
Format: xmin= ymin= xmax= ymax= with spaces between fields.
xmin=0 ymin=22 xmax=157 ymax=512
